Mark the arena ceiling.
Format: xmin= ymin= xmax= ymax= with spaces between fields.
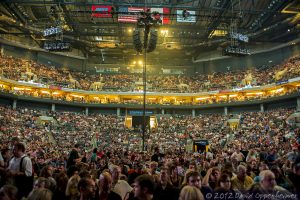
xmin=0 ymin=0 xmax=299 ymax=65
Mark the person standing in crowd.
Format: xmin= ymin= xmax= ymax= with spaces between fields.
xmin=128 ymin=163 xmax=143 ymax=185
xmin=250 ymin=170 xmax=294 ymax=200
xmin=231 ymin=148 xmax=245 ymax=162
xmin=66 ymin=174 xmax=81 ymax=200
xmin=97 ymin=172 xmax=121 ymax=200
xmin=0 ymin=185 xmax=18 ymax=200
xmin=133 ymin=174 xmax=156 ymax=200
xmin=288 ymin=163 xmax=300 ymax=196
xmin=179 ymin=185 xmax=204 ymax=200
xmin=231 ymin=165 xmax=253 ymax=192
xmin=169 ymin=165 xmax=183 ymax=188
xmin=149 ymin=162 xmax=160 ymax=183
xmin=202 ymin=167 xmax=220 ymax=190
xmin=78 ymin=177 xmax=96 ymax=200
xmin=110 ymin=164 xmax=132 ymax=200
xmin=153 ymin=167 xmax=179 ymax=200
xmin=67 ymin=144 xmax=81 ymax=169
xmin=151 ymin=148 xmax=163 ymax=163
xmin=6 ymin=142 xmax=33 ymax=199
xmin=27 ymin=188 xmax=52 ymax=200
xmin=213 ymin=173 xmax=241 ymax=200
xmin=182 ymin=171 xmax=213 ymax=199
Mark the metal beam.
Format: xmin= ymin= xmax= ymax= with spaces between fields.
xmin=1 ymin=1 xmax=288 ymax=14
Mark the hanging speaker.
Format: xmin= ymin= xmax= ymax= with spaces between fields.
xmin=133 ymin=30 xmax=143 ymax=53
xmin=147 ymin=29 xmax=157 ymax=53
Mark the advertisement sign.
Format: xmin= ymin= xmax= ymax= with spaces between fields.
xmin=91 ymin=5 xmax=112 ymax=18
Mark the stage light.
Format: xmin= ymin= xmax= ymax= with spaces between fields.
xmin=128 ymin=28 xmax=132 ymax=33
xmin=138 ymin=60 xmax=143 ymax=65
xmin=133 ymin=61 xmax=136 ymax=65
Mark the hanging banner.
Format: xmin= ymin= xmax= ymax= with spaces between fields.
xmin=176 ymin=10 xmax=196 ymax=22
xmin=118 ymin=7 xmax=144 ymax=22
xmin=118 ymin=7 xmax=170 ymax=24
xmin=91 ymin=5 xmax=113 ymax=18
xmin=150 ymin=8 xmax=170 ymax=24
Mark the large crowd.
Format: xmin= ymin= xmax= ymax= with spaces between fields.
xmin=1 ymin=55 xmax=300 ymax=93
xmin=0 ymin=105 xmax=300 ymax=200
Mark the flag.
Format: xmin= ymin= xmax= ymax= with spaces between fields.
xmin=118 ymin=7 xmax=144 ymax=22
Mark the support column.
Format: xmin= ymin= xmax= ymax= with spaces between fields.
xmin=224 ymin=107 xmax=228 ymax=115
xmin=297 ymin=98 xmax=300 ymax=110
xmin=85 ymin=107 xmax=89 ymax=116
xmin=192 ymin=109 xmax=195 ymax=117
xmin=260 ymin=104 xmax=264 ymax=112
xmin=117 ymin=108 xmax=120 ymax=116
xmin=12 ymin=100 xmax=17 ymax=109
xmin=161 ymin=109 xmax=165 ymax=115
xmin=51 ymin=104 xmax=55 ymax=112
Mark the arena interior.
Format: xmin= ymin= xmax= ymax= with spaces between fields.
xmin=0 ymin=0 xmax=300 ymax=200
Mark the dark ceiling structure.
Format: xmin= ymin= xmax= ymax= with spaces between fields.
xmin=0 ymin=0 xmax=299 ymax=65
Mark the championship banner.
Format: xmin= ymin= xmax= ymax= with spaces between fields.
xmin=91 ymin=5 xmax=113 ymax=18
xmin=176 ymin=10 xmax=196 ymax=22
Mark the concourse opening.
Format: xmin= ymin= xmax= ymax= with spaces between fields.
xmin=125 ymin=115 xmax=157 ymax=129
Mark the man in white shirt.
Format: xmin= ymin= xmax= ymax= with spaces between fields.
xmin=7 ymin=142 xmax=33 ymax=199
xmin=110 ymin=164 xmax=132 ymax=200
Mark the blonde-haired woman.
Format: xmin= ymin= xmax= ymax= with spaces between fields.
xmin=65 ymin=174 xmax=80 ymax=200
xmin=27 ymin=188 xmax=52 ymax=200
xmin=179 ymin=185 xmax=204 ymax=200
